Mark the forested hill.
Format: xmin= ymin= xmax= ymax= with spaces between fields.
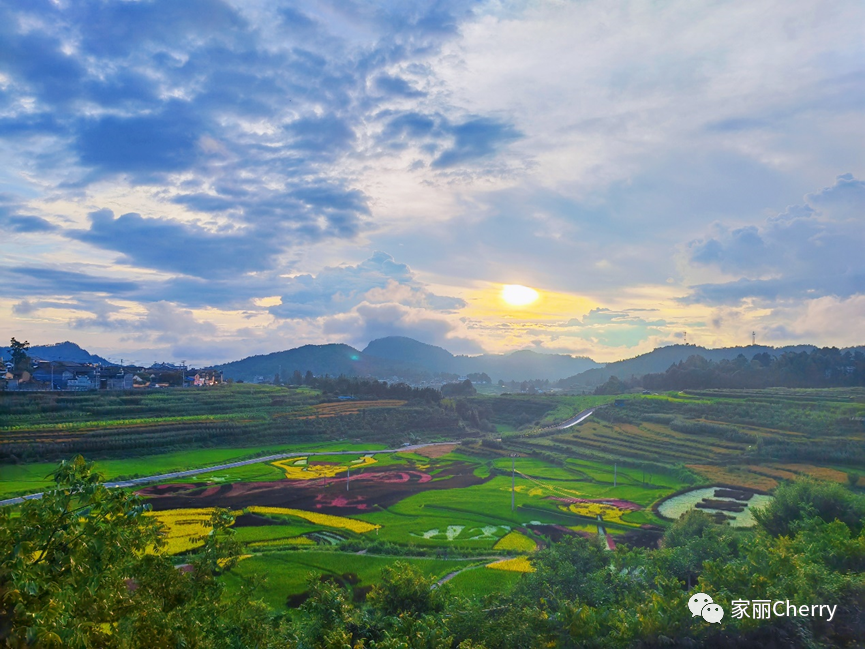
xmin=218 ymin=336 xmax=600 ymax=383
xmin=0 ymin=341 xmax=115 ymax=366
xmin=558 ymin=343 xmax=819 ymax=388
xmin=614 ymin=346 xmax=865 ymax=391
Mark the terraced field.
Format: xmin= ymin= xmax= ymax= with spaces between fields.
xmin=3 ymin=385 xmax=862 ymax=607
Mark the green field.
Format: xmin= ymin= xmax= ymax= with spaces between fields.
xmin=222 ymin=551 xmax=472 ymax=609
xmin=3 ymin=385 xmax=863 ymax=609
xmin=0 ymin=441 xmax=393 ymax=499
xmin=445 ymin=566 xmax=523 ymax=599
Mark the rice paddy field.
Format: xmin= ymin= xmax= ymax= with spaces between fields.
xmin=2 ymin=385 xmax=863 ymax=607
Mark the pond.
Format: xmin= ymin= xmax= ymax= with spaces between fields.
xmin=657 ymin=487 xmax=773 ymax=528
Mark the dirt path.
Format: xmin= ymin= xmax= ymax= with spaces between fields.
xmin=434 ymin=563 xmax=491 ymax=588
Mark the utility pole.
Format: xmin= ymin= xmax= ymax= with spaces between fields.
xmin=346 ymin=465 xmax=350 ymax=491
xmin=511 ymin=454 xmax=516 ymax=512
xmin=614 ymin=463 xmax=617 ymax=488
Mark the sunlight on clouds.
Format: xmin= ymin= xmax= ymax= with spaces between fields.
xmin=252 ymin=296 xmax=282 ymax=307
xmin=466 ymin=284 xmax=598 ymax=321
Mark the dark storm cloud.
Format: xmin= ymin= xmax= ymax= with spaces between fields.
xmin=0 ymin=195 xmax=56 ymax=233
xmin=0 ymin=0 xmax=519 ymax=320
xmin=69 ymin=209 xmax=284 ymax=278
xmin=73 ymin=0 xmax=248 ymax=57
xmin=283 ymin=114 xmax=357 ymax=155
xmin=374 ymin=75 xmax=425 ymax=97
xmin=377 ymin=112 xmax=521 ymax=165
xmin=0 ymin=267 xmax=139 ymax=297
xmin=432 ymin=118 xmax=522 ymax=168
xmin=75 ymin=104 xmax=202 ymax=176
xmin=684 ymin=174 xmax=865 ymax=304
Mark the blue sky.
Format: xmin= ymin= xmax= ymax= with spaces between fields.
xmin=0 ymin=0 xmax=863 ymax=365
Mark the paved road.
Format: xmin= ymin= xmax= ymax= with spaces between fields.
xmin=0 ymin=407 xmax=599 ymax=508
xmin=553 ymin=407 xmax=596 ymax=429
xmin=0 ymin=442 xmax=455 ymax=508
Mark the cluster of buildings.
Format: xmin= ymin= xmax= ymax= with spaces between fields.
xmin=1 ymin=360 xmax=223 ymax=392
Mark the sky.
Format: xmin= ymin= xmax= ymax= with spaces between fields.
xmin=0 ymin=0 xmax=863 ymax=366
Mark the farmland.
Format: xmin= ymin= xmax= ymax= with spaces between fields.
xmin=2 ymin=384 xmax=864 ymax=609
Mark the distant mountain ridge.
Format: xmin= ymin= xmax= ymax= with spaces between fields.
xmin=0 ymin=341 xmax=115 ymax=366
xmin=557 ymin=343 xmax=824 ymax=388
xmin=216 ymin=336 xmax=601 ymax=383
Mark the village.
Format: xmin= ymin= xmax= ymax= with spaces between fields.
xmin=1 ymin=357 xmax=223 ymax=392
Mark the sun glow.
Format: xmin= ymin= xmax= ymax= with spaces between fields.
xmin=501 ymin=284 xmax=540 ymax=306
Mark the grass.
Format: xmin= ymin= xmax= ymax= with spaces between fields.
xmin=0 ymin=441 xmax=392 ymax=498
xmin=233 ymin=525 xmax=318 ymax=543
xmin=445 ymin=567 xmax=522 ymax=598
xmin=221 ymin=551 xmax=469 ymax=609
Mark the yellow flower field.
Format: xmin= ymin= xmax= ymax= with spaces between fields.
xmin=217 ymin=554 xmax=252 ymax=568
xmin=567 ymin=502 xmax=627 ymax=524
xmin=271 ymin=454 xmax=376 ymax=479
xmin=246 ymin=506 xmax=380 ymax=533
xmin=248 ymin=537 xmax=315 ymax=548
xmin=487 ymin=557 xmax=535 ymax=572
xmin=146 ymin=508 xmax=226 ymax=555
xmin=493 ymin=531 xmax=537 ymax=552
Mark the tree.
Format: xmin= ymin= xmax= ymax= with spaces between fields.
xmin=441 ymin=379 xmax=476 ymax=397
xmin=593 ymin=375 xmax=627 ymax=395
xmin=752 ymin=478 xmax=865 ymax=537
xmin=655 ymin=509 xmax=737 ymax=588
xmin=367 ymin=561 xmax=447 ymax=617
xmin=8 ymin=337 xmax=30 ymax=371
xmin=0 ymin=456 xmax=283 ymax=648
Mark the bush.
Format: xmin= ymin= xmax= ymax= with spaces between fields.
xmin=753 ymin=478 xmax=865 ymax=537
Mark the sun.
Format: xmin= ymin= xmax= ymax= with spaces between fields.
xmin=501 ymin=284 xmax=540 ymax=307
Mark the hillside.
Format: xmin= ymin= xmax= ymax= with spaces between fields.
xmin=216 ymin=344 xmax=386 ymax=383
xmin=217 ymin=337 xmax=601 ymax=383
xmin=0 ymin=341 xmax=115 ymax=366
xmin=363 ymin=337 xmax=600 ymax=381
xmin=557 ymin=343 xmax=819 ymax=388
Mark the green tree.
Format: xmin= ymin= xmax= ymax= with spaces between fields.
xmin=367 ymin=561 xmax=447 ymax=617
xmin=514 ymin=536 xmax=620 ymax=608
xmin=753 ymin=478 xmax=865 ymax=537
xmin=0 ymin=456 xmax=282 ymax=648
xmin=8 ymin=338 xmax=30 ymax=371
xmin=655 ymin=509 xmax=738 ymax=588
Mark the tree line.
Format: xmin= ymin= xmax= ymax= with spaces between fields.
xmin=595 ymin=347 xmax=865 ymax=393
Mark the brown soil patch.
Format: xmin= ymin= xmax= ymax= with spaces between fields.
xmin=137 ymin=462 xmax=489 ymax=514
xmin=412 ymin=444 xmax=457 ymax=458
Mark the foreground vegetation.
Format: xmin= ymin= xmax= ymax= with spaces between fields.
xmin=2 ymin=459 xmax=863 ymax=648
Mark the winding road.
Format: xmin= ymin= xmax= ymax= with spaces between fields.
xmin=1 ymin=405 xmax=599 ymax=508
xmin=0 ymin=442 xmax=456 ymax=508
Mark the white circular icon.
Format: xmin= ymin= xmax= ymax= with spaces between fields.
xmin=688 ymin=592 xmax=713 ymax=617
xmin=701 ymin=603 xmax=724 ymax=624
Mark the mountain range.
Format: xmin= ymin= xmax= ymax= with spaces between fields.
xmin=6 ymin=337 xmax=862 ymax=387
xmin=215 ymin=337 xmax=601 ymax=383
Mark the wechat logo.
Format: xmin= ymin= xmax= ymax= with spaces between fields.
xmin=688 ymin=593 xmax=724 ymax=624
